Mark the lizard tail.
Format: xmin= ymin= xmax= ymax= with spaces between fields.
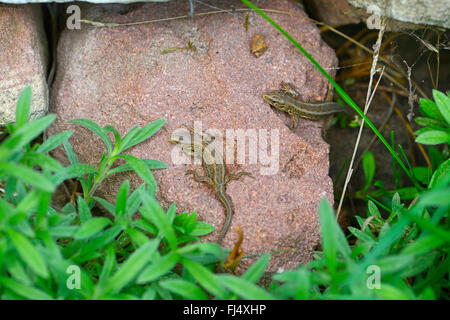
xmin=215 ymin=190 xmax=233 ymax=244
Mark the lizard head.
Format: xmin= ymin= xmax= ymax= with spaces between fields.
xmin=170 ymin=131 xmax=193 ymax=151
xmin=262 ymin=90 xmax=291 ymax=112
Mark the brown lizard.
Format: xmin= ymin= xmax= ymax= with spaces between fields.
xmin=170 ymin=127 xmax=252 ymax=243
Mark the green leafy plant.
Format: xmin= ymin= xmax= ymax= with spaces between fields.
xmin=415 ymin=90 xmax=450 ymax=146
xmin=271 ymin=186 xmax=449 ymax=299
xmin=0 ymin=86 xmax=279 ymax=300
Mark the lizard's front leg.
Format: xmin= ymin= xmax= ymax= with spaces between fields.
xmin=226 ymin=171 xmax=253 ymax=183
xmin=290 ymin=114 xmax=298 ymax=130
xmin=186 ymin=169 xmax=214 ymax=187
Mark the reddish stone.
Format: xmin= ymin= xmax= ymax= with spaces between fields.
xmin=49 ymin=0 xmax=338 ymax=273
xmin=0 ymin=4 xmax=48 ymax=125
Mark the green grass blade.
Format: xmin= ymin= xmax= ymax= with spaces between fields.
xmin=240 ymin=0 xmax=412 ymax=183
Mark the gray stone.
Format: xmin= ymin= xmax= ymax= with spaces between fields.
xmin=348 ymin=0 xmax=450 ymax=29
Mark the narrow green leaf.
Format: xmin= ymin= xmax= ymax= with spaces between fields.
xmin=433 ymin=89 xmax=450 ymax=125
xmin=429 ymin=158 xmax=450 ymax=189
xmin=120 ymin=119 xmax=166 ymax=151
xmin=37 ymin=130 xmax=74 ymax=153
xmin=412 ymin=166 xmax=431 ymax=185
xmin=348 ymin=226 xmax=375 ymax=242
xmin=107 ymin=159 xmax=168 ymax=176
xmin=98 ymin=246 xmax=116 ymax=285
xmin=414 ymin=117 xmax=445 ymax=128
xmin=0 ymin=163 xmax=54 ymax=192
xmin=137 ymin=251 xmax=179 ymax=283
xmin=53 ymin=164 xmax=97 ymax=185
xmin=0 ymin=277 xmax=52 ymax=300
xmin=416 ymin=130 xmax=450 ymax=145
xmin=419 ymin=98 xmax=445 ymax=122
xmin=63 ymin=140 xmax=78 ymax=164
xmin=7 ymin=229 xmax=48 ymax=278
xmin=14 ymin=86 xmax=31 ymax=130
xmin=126 ymin=228 xmax=149 ymax=247
xmin=182 ymin=212 xmax=197 ymax=234
xmin=48 ymin=226 xmax=78 ymax=237
xmin=115 ymin=180 xmax=129 ymax=217
xmin=74 ymin=217 xmax=112 ymax=240
xmin=375 ymin=284 xmax=414 ymax=300
xmin=104 ymin=239 xmax=159 ymax=294
xmin=92 ymin=197 xmax=116 ymax=216
xmin=0 ymin=115 xmax=56 ymax=161
xmin=181 ymin=258 xmax=228 ymax=298
xmin=103 ymin=125 xmax=122 ymax=147
xmin=120 ymin=125 xmax=140 ymax=150
xmin=159 ymin=279 xmax=208 ymax=300
xmin=118 ymin=155 xmax=158 ymax=191
xmin=6 ymin=258 xmax=32 ymax=285
xmin=77 ymin=196 xmax=92 ymax=223
xmin=216 ymin=275 xmax=273 ymax=300
xmin=374 ymin=254 xmax=414 ymax=275
xmin=362 ymin=151 xmax=375 ymax=192
xmin=23 ymin=153 xmax=64 ymax=172
xmin=417 ymin=187 xmax=450 ymax=208
xmin=76 ymin=225 xmax=123 ymax=263
xmin=139 ymin=190 xmax=177 ymax=249
xmin=318 ymin=199 xmax=340 ymax=272
xmin=242 ymin=253 xmax=269 ymax=283
xmin=189 ymin=221 xmax=216 ymax=236
xmin=177 ymin=243 xmax=224 ymax=261
xmin=167 ymin=202 xmax=176 ymax=223
xmin=367 ymin=200 xmax=381 ymax=218
xmin=69 ymin=118 xmax=112 ymax=155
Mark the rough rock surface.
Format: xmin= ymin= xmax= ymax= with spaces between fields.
xmin=49 ymin=0 xmax=338 ymax=272
xmin=0 ymin=4 xmax=49 ymax=125
xmin=304 ymin=0 xmax=363 ymax=26
xmin=305 ymin=0 xmax=449 ymax=30
xmin=348 ymin=0 xmax=450 ymax=29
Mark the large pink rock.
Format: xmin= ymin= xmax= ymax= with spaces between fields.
xmin=0 ymin=4 xmax=48 ymax=125
xmin=49 ymin=0 xmax=338 ymax=272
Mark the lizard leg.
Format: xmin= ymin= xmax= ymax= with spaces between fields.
xmin=320 ymin=115 xmax=334 ymax=139
xmin=186 ymin=169 xmax=214 ymax=187
xmin=280 ymin=81 xmax=300 ymax=99
xmin=325 ymin=81 xmax=334 ymax=102
xmin=289 ymin=114 xmax=298 ymax=130
xmin=226 ymin=171 xmax=253 ymax=183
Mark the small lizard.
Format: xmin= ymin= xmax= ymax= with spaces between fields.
xmin=262 ymin=82 xmax=354 ymax=132
xmin=170 ymin=127 xmax=252 ymax=244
